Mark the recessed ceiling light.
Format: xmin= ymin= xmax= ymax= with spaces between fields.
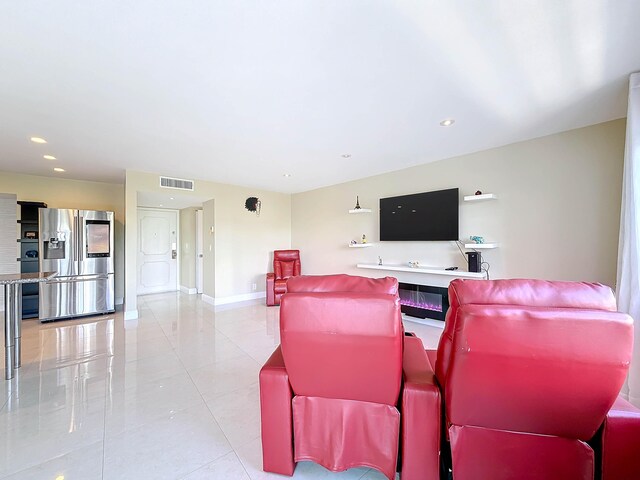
xmin=30 ymin=137 xmax=47 ymax=144
xmin=342 ymin=154 xmax=351 ymax=158
xmin=159 ymin=204 xmax=164 ymax=207
xmin=53 ymin=167 xmax=65 ymax=172
xmin=439 ymin=119 xmax=455 ymax=127
xmin=283 ymin=173 xmax=292 ymax=177
xmin=169 ymin=197 xmax=174 ymax=200
xmin=43 ymin=155 xmax=56 ymax=160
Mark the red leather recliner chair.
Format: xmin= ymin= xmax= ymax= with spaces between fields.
xmin=259 ymin=274 xmax=440 ymax=479
xmin=429 ymin=278 xmax=639 ymax=480
xmin=266 ymin=250 xmax=301 ymax=306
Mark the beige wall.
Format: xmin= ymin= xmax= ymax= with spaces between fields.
xmin=125 ymin=170 xmax=291 ymax=316
xmin=292 ymin=119 xmax=625 ymax=288
xmin=0 ymin=172 xmax=125 ymax=302
xmin=202 ymin=199 xmax=216 ymax=299
xmin=179 ymin=207 xmax=199 ymax=291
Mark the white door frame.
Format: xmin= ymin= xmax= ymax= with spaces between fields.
xmin=136 ymin=207 xmax=180 ymax=295
xmin=195 ymin=209 xmax=203 ymax=294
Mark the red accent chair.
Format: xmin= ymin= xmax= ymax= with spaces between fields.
xmin=259 ymin=274 xmax=440 ymax=479
xmin=266 ymin=250 xmax=301 ymax=306
xmin=429 ymin=278 xmax=638 ymax=480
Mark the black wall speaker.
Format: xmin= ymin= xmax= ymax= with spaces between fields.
xmin=466 ymin=251 xmax=482 ymax=273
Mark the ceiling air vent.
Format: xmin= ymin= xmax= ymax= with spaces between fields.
xmin=159 ymin=176 xmax=194 ymax=191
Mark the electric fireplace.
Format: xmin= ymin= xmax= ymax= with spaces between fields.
xmin=398 ymin=282 xmax=449 ymax=321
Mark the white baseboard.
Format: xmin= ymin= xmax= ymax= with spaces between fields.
xmin=202 ymin=292 xmax=265 ymax=306
xmin=202 ymin=294 xmax=215 ymax=305
xmin=213 ymin=291 xmax=266 ymax=305
xmin=179 ymin=285 xmax=197 ymax=295
xmin=124 ymin=309 xmax=139 ymax=320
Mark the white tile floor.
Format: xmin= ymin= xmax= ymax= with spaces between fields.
xmin=0 ymin=292 xmax=444 ymax=480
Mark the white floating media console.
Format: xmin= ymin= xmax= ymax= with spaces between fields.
xmin=356 ymin=263 xmax=486 ymax=279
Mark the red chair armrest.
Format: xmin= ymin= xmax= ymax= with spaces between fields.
xmin=600 ymin=395 xmax=640 ymax=480
xmin=260 ymin=346 xmax=295 ymax=475
xmin=401 ymin=336 xmax=441 ymax=480
xmin=266 ymin=273 xmax=276 ymax=306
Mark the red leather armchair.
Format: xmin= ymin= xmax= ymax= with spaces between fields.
xmin=259 ymin=274 xmax=440 ymax=479
xmin=430 ymin=278 xmax=639 ymax=480
xmin=266 ymin=250 xmax=301 ymax=306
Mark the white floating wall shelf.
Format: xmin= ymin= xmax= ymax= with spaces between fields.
xmin=463 ymin=193 xmax=497 ymax=202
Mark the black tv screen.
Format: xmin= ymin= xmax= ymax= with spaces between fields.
xmin=380 ymin=188 xmax=459 ymax=241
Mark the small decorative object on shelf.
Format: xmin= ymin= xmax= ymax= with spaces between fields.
xmin=350 ymin=240 xmax=357 ymax=245
xmin=408 ymin=260 xmax=419 ymax=268
xmin=25 ymin=231 xmax=37 ymax=239
xmin=475 ymin=190 xmax=482 ymax=195
xmin=25 ymin=250 xmax=38 ymax=258
xmin=354 ymin=196 xmax=361 ymax=210
xmin=244 ymin=197 xmax=261 ymax=216
xmin=378 ymin=256 xmax=383 ymax=265
xmin=469 ymin=235 xmax=485 ymax=244
xmin=361 ymin=234 xmax=367 ymax=244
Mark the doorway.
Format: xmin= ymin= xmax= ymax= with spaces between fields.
xmin=137 ymin=208 xmax=178 ymax=295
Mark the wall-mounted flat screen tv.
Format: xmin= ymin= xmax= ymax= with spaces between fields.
xmin=380 ymin=188 xmax=459 ymax=241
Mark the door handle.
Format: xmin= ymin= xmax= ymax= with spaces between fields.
xmin=78 ymin=216 xmax=84 ymax=262
xmin=172 ymin=250 xmax=177 ymax=260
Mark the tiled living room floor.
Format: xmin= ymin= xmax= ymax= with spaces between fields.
xmin=0 ymin=292 xmax=443 ymax=480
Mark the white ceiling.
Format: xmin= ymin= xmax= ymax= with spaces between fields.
xmin=1 ymin=1 xmax=639 ymax=194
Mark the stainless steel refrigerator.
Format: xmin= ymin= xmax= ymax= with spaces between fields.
xmin=38 ymin=209 xmax=115 ymax=321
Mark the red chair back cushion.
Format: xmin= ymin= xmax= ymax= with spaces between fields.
xmin=280 ymin=276 xmax=403 ymax=406
xmin=436 ymin=279 xmax=618 ymax=387
xmin=274 ymin=250 xmax=301 ymax=280
xmin=439 ymin=279 xmax=633 ymax=441
xmin=287 ymin=274 xmax=398 ymax=295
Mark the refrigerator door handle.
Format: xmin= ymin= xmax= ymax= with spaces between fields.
xmin=47 ymin=273 xmax=110 ymax=283
xmin=78 ymin=215 xmax=84 ymax=262
xmin=73 ymin=213 xmax=78 ymax=263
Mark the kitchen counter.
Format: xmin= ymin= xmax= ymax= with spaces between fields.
xmin=0 ymin=271 xmax=57 ymax=284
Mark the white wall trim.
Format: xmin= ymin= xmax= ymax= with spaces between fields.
xmin=124 ymin=309 xmax=139 ymax=320
xmin=201 ymin=291 xmax=266 ymax=306
xmin=213 ymin=291 xmax=266 ymax=305
xmin=179 ymin=285 xmax=197 ymax=295
xmin=202 ymin=293 xmax=215 ymax=305
xmin=115 ymin=297 xmax=124 ymax=305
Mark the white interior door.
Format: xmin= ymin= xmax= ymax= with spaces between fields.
xmin=137 ymin=208 xmax=178 ymax=295
xmin=195 ymin=209 xmax=204 ymax=294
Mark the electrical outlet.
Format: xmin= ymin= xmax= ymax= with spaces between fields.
xmin=252 ymin=283 xmax=257 ymax=291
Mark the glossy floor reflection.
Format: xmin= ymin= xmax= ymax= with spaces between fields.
xmin=0 ymin=292 xmax=443 ymax=480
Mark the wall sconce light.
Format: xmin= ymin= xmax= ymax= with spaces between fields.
xmin=245 ymin=197 xmax=261 ymax=216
